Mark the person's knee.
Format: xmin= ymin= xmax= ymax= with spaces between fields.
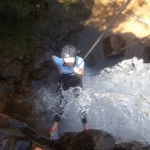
xmin=82 ymin=118 xmax=87 ymax=124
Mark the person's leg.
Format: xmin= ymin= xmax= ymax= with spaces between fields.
xmin=74 ymin=86 xmax=88 ymax=130
xmin=50 ymin=83 xmax=68 ymax=139
xmin=54 ymin=94 xmax=68 ymax=124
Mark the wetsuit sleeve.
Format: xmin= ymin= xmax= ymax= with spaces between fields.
xmin=53 ymin=56 xmax=63 ymax=67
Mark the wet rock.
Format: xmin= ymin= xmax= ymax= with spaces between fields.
xmin=53 ymin=129 xmax=115 ymax=150
xmin=114 ymin=141 xmax=150 ymax=150
xmin=34 ymin=50 xmax=55 ymax=69
xmin=14 ymin=84 xmax=34 ymax=96
xmin=0 ymin=92 xmax=7 ymax=112
xmin=12 ymin=51 xmax=24 ymax=61
xmin=43 ymin=60 xmax=55 ymax=68
xmin=0 ymin=113 xmax=54 ymax=146
xmin=1 ymin=113 xmax=150 ymax=150
xmin=0 ymin=129 xmax=10 ymax=141
xmin=103 ymin=34 xmax=126 ymax=58
xmin=0 ymin=137 xmax=32 ymax=150
xmin=29 ymin=67 xmax=51 ymax=80
xmin=0 ymin=113 xmax=54 ymax=148
xmin=35 ymin=47 xmax=45 ymax=54
xmin=2 ymin=60 xmax=23 ymax=82
xmin=50 ymin=41 xmax=57 ymax=51
xmin=22 ymin=57 xmax=32 ymax=65
xmin=56 ymin=39 xmax=68 ymax=51
xmin=144 ymin=46 xmax=150 ymax=63
xmin=2 ymin=97 xmax=33 ymax=122
xmin=78 ymin=52 xmax=96 ymax=68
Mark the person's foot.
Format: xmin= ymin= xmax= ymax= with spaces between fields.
xmin=83 ymin=125 xmax=89 ymax=130
xmin=50 ymin=127 xmax=59 ymax=140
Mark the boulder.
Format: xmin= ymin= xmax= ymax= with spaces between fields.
xmin=114 ymin=141 xmax=150 ymax=150
xmin=103 ymin=34 xmax=126 ymax=58
xmin=0 ymin=113 xmax=54 ymax=149
xmin=53 ymin=129 xmax=116 ymax=150
xmin=29 ymin=67 xmax=51 ymax=80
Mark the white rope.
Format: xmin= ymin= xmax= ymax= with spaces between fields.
xmin=78 ymin=0 xmax=132 ymax=67
xmin=108 ymin=0 xmax=150 ymax=27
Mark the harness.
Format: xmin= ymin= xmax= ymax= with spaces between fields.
xmin=58 ymin=73 xmax=82 ymax=91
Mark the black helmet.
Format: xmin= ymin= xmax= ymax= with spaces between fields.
xmin=61 ymin=45 xmax=77 ymax=59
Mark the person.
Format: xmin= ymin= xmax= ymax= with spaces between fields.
xmin=50 ymin=45 xmax=88 ymax=140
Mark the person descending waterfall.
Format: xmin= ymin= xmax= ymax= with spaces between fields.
xmin=50 ymin=45 xmax=88 ymax=140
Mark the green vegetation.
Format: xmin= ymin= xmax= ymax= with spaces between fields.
xmin=62 ymin=1 xmax=92 ymax=21
xmin=63 ymin=1 xmax=79 ymax=8
xmin=0 ymin=0 xmax=40 ymax=55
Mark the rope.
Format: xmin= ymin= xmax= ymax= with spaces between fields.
xmin=100 ymin=33 xmax=150 ymax=58
xmin=78 ymin=0 xmax=132 ymax=67
xmin=108 ymin=0 xmax=150 ymax=27
xmin=85 ymin=33 xmax=150 ymax=76
xmin=78 ymin=0 xmax=150 ymax=76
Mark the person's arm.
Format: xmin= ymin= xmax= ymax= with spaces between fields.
xmin=52 ymin=55 xmax=62 ymax=74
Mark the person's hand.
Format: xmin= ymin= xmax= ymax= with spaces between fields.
xmin=73 ymin=67 xmax=80 ymax=74
xmin=74 ymin=67 xmax=84 ymax=79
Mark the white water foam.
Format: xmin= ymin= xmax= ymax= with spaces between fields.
xmin=34 ymin=57 xmax=150 ymax=145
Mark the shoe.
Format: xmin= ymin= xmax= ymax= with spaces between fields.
xmin=50 ymin=127 xmax=59 ymax=140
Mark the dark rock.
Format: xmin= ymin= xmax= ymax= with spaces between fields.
xmin=2 ymin=97 xmax=33 ymax=121
xmin=13 ymin=84 xmax=34 ymax=96
xmin=103 ymin=34 xmax=126 ymax=58
xmin=2 ymin=60 xmax=23 ymax=82
xmin=56 ymin=40 xmax=68 ymax=52
xmin=78 ymin=52 xmax=96 ymax=68
xmin=43 ymin=60 xmax=55 ymax=68
xmin=50 ymin=41 xmax=57 ymax=51
xmin=144 ymin=46 xmax=150 ymax=63
xmin=0 ymin=129 xmax=10 ymax=141
xmin=22 ymin=57 xmax=32 ymax=65
xmin=0 ymin=113 xmax=55 ymax=148
xmin=114 ymin=141 xmax=150 ymax=150
xmin=53 ymin=129 xmax=115 ymax=150
xmin=0 ymin=137 xmax=32 ymax=150
xmin=35 ymin=47 xmax=45 ymax=54
xmin=0 ymin=92 xmax=7 ymax=112
xmin=12 ymin=51 xmax=24 ymax=61
xmin=29 ymin=67 xmax=51 ymax=80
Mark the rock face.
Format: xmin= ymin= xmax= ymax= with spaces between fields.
xmin=0 ymin=0 xmax=95 ymax=130
xmin=0 ymin=113 xmax=116 ymax=150
xmin=0 ymin=137 xmax=32 ymax=150
xmin=114 ymin=141 xmax=150 ymax=150
xmin=1 ymin=114 xmax=149 ymax=150
xmin=1 ymin=0 xmax=150 ymax=149
xmin=0 ymin=113 xmax=54 ymax=150
xmin=53 ymin=129 xmax=116 ymax=150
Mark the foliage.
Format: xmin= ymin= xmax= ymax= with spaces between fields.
xmin=63 ymin=1 xmax=79 ymax=8
xmin=0 ymin=0 xmax=40 ymax=55
xmin=62 ymin=0 xmax=93 ymax=21
xmin=0 ymin=0 xmax=41 ymax=38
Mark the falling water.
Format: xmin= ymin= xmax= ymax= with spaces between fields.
xmin=34 ymin=56 xmax=150 ymax=145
